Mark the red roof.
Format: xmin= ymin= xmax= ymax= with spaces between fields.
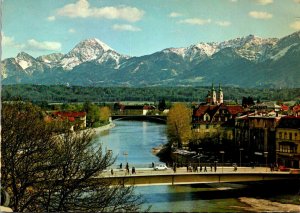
xmin=53 ymin=111 xmax=86 ymax=118
xmin=281 ymin=104 xmax=289 ymax=111
xmin=143 ymin=105 xmax=155 ymax=110
xmin=293 ymin=105 xmax=300 ymax=112
xmin=194 ymin=105 xmax=218 ymax=117
xmin=194 ymin=104 xmax=244 ymax=118
xmin=226 ymin=105 xmax=244 ymax=115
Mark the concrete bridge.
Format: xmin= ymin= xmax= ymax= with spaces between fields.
xmin=111 ymin=115 xmax=167 ymax=124
xmin=93 ymin=167 xmax=300 ymax=186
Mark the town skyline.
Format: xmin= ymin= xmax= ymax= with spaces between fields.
xmin=2 ymin=0 xmax=300 ymax=59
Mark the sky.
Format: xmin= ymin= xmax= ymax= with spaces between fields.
xmin=2 ymin=0 xmax=300 ymax=59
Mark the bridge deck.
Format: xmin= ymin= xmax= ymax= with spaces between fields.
xmin=93 ymin=167 xmax=300 ymax=186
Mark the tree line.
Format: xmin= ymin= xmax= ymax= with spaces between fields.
xmin=2 ymin=84 xmax=300 ymax=103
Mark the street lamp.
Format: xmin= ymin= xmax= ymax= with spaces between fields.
xmin=239 ymin=148 xmax=244 ymax=167
xmin=198 ymin=148 xmax=203 ymax=168
xmin=220 ymin=151 xmax=225 ymax=173
xmin=123 ymin=151 xmax=128 ymax=164
xmin=264 ymin=151 xmax=268 ymax=172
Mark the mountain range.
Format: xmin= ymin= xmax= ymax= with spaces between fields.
xmin=1 ymin=31 xmax=300 ymax=88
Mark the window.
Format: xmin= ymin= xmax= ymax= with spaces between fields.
xmin=295 ymin=133 xmax=298 ymax=139
xmin=279 ymin=132 xmax=282 ymax=139
xmin=279 ymin=143 xmax=296 ymax=153
xmin=284 ymin=132 xmax=287 ymax=139
xmin=289 ymin=133 xmax=292 ymax=140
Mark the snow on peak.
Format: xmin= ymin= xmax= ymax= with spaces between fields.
xmin=192 ymin=42 xmax=218 ymax=56
xmin=61 ymin=38 xmax=115 ymax=70
xmin=163 ymin=47 xmax=186 ymax=56
xmin=15 ymin=52 xmax=35 ymax=70
xmin=77 ymin=38 xmax=114 ymax=52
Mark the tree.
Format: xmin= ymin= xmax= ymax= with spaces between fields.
xmin=158 ymin=99 xmax=166 ymax=111
xmin=1 ymin=102 xmax=145 ymax=212
xmin=83 ymin=102 xmax=101 ymax=127
xmin=242 ymin=96 xmax=255 ymax=107
xmin=166 ymin=103 xmax=192 ymax=148
xmin=99 ymin=106 xmax=111 ymax=124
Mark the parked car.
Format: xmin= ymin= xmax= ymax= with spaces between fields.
xmin=154 ymin=164 xmax=168 ymax=171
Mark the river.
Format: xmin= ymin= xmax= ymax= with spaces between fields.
xmin=95 ymin=120 xmax=300 ymax=212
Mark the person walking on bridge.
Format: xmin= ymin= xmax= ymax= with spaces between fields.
xmin=126 ymin=163 xmax=129 ymax=175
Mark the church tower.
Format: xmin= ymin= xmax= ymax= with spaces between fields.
xmin=211 ymin=83 xmax=217 ymax=105
xmin=218 ymin=83 xmax=223 ymax=104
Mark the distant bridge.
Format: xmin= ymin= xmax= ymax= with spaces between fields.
xmin=111 ymin=115 xmax=167 ymax=124
xmin=92 ymin=167 xmax=300 ymax=186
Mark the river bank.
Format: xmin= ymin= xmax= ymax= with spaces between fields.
xmin=92 ymin=122 xmax=115 ymax=135
xmin=234 ymin=197 xmax=300 ymax=212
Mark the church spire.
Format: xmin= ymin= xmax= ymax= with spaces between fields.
xmin=211 ymin=82 xmax=216 ymax=104
xmin=218 ymin=83 xmax=223 ymax=104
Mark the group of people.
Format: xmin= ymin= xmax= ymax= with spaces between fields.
xmin=118 ymin=162 xmax=136 ymax=175
xmin=185 ymin=162 xmax=218 ymax=173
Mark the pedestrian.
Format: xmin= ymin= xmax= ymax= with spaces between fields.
xmin=204 ymin=166 xmax=207 ymax=172
xmin=210 ymin=163 xmax=213 ymax=172
xmin=132 ymin=167 xmax=136 ymax=174
xmin=152 ymin=162 xmax=154 ymax=168
xmin=233 ymin=163 xmax=237 ymax=171
xmin=111 ymin=168 xmax=114 ymax=175
xmin=119 ymin=163 xmax=122 ymax=169
xmin=200 ymin=165 xmax=202 ymax=172
xmin=187 ymin=165 xmax=189 ymax=172
xmin=173 ymin=164 xmax=176 ymax=173
xmin=126 ymin=163 xmax=129 ymax=174
xmin=214 ymin=162 xmax=217 ymax=172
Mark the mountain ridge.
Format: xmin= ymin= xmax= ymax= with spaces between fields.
xmin=2 ymin=31 xmax=300 ymax=88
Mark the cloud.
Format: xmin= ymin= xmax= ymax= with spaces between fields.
xmin=290 ymin=21 xmax=300 ymax=30
xmin=215 ymin=21 xmax=231 ymax=27
xmin=249 ymin=11 xmax=273 ymax=19
xmin=178 ymin=18 xmax=211 ymax=25
xmin=254 ymin=0 xmax=273 ymax=5
xmin=47 ymin=16 xmax=56 ymax=21
xmin=169 ymin=12 xmax=183 ymax=18
xmin=26 ymin=39 xmax=62 ymax=51
xmin=56 ymin=0 xmax=144 ymax=22
xmin=68 ymin=28 xmax=76 ymax=33
xmin=2 ymin=33 xmax=25 ymax=49
xmin=229 ymin=0 xmax=238 ymax=2
xmin=2 ymin=34 xmax=15 ymax=46
xmin=112 ymin=24 xmax=141 ymax=31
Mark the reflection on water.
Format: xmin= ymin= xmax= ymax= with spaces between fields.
xmin=95 ymin=121 xmax=166 ymax=165
xmin=93 ymin=121 xmax=300 ymax=212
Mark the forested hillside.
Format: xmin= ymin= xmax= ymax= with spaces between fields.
xmin=2 ymin=85 xmax=299 ymax=103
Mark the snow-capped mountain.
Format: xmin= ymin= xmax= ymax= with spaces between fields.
xmin=1 ymin=31 xmax=300 ymax=88
xmin=60 ymin=38 xmax=129 ymax=70
xmin=37 ymin=53 xmax=64 ymax=64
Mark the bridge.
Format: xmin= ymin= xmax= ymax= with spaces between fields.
xmin=93 ymin=167 xmax=300 ymax=186
xmin=111 ymin=115 xmax=167 ymax=124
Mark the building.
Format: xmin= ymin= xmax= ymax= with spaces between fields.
xmin=205 ymin=83 xmax=223 ymax=105
xmin=46 ymin=111 xmax=87 ymax=130
xmin=192 ymin=84 xmax=244 ymax=142
xmin=143 ymin=105 xmax=156 ymax=115
xmin=292 ymin=105 xmax=300 ymax=116
xmin=235 ymin=113 xmax=281 ymax=164
xmin=276 ymin=116 xmax=300 ymax=168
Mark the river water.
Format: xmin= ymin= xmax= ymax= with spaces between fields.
xmin=95 ymin=120 xmax=300 ymax=212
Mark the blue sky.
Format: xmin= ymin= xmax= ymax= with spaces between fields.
xmin=2 ymin=0 xmax=300 ymax=59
